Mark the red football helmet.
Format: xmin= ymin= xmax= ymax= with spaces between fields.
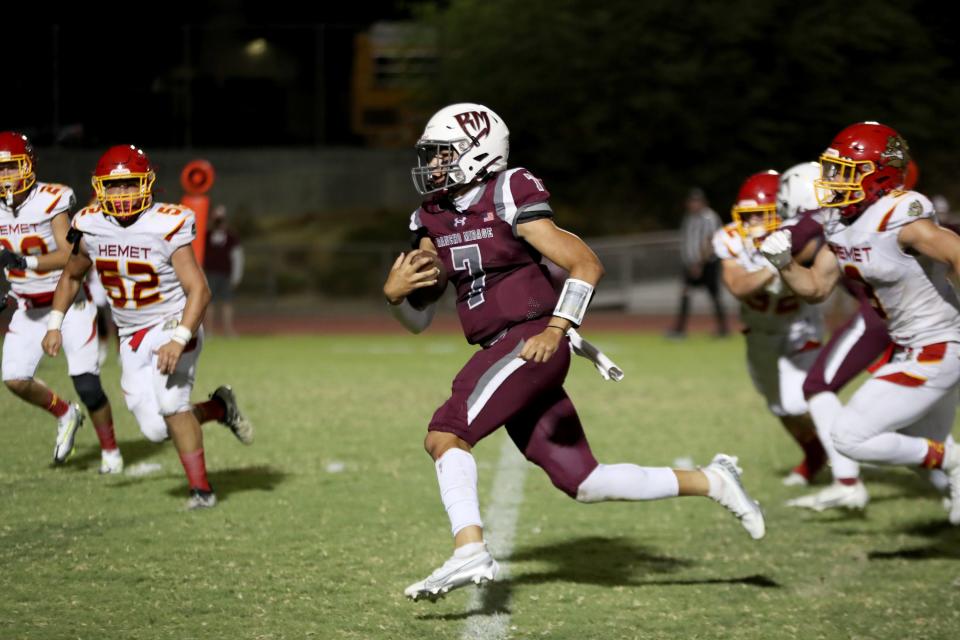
xmin=0 ymin=131 xmax=37 ymax=200
xmin=732 ymin=170 xmax=780 ymax=242
xmin=904 ymin=158 xmax=919 ymax=190
xmin=815 ymin=121 xmax=910 ymax=217
xmin=92 ymin=145 xmax=156 ymax=217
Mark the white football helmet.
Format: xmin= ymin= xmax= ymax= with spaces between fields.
xmin=777 ymin=161 xmax=820 ymax=220
xmin=411 ymin=103 xmax=509 ymax=197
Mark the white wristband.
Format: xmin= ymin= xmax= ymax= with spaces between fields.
xmin=47 ymin=310 xmax=65 ymax=331
xmin=170 ymin=325 xmax=193 ymax=346
xmin=24 ymin=256 xmax=39 ymax=270
xmin=553 ymin=278 xmax=594 ymax=327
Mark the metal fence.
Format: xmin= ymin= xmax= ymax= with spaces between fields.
xmin=239 ymin=231 xmax=707 ymax=314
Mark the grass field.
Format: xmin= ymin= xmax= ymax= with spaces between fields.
xmin=1 ymin=331 xmax=959 ymax=639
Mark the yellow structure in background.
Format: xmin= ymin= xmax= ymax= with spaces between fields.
xmin=351 ymin=22 xmax=436 ymax=148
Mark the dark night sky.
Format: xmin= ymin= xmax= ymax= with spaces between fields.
xmin=9 ymin=5 xmax=415 ymax=148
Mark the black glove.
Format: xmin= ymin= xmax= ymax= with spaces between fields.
xmin=0 ymin=250 xmax=27 ymax=270
xmin=0 ymin=289 xmax=9 ymax=315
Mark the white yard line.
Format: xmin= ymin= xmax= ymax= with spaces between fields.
xmin=461 ymin=436 xmax=529 ymax=640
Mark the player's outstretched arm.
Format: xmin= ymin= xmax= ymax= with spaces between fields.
xmin=761 ymin=230 xmax=838 ymax=302
xmin=769 ymin=239 xmax=839 ymax=303
xmin=35 ymin=213 xmax=75 ymax=272
xmin=719 ymin=258 xmax=777 ymax=299
xmin=899 ymin=218 xmax=960 ymax=281
xmin=42 ymin=244 xmax=93 ymax=358
xmin=517 ymin=219 xmax=604 ymax=362
xmin=157 ymin=245 xmax=212 ymax=374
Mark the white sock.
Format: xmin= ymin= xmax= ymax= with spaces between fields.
xmin=703 ymin=467 xmax=724 ymax=501
xmin=454 ymin=541 xmax=486 ymax=558
xmin=575 ymin=463 xmax=679 ymax=503
xmin=435 ymin=448 xmax=483 ymax=536
xmin=944 ymin=437 xmax=960 ymax=471
xmin=808 ymin=392 xmax=860 ymax=480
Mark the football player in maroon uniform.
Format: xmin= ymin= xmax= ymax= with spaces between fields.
xmin=385 ymin=103 xmax=765 ymax=602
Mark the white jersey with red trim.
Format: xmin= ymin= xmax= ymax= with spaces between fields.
xmin=823 ymin=190 xmax=960 ymax=348
xmin=72 ymin=202 xmax=196 ymax=336
xmin=713 ymin=222 xmax=823 ymax=345
xmin=0 ymin=182 xmax=75 ymax=297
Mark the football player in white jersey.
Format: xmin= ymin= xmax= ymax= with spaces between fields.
xmin=761 ymin=121 xmax=960 ymax=524
xmin=0 ymin=131 xmax=122 ymax=472
xmin=41 ymin=145 xmax=254 ymax=510
xmin=713 ymin=169 xmax=830 ymax=487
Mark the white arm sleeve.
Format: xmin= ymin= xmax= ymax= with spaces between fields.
xmin=389 ymin=298 xmax=436 ymax=334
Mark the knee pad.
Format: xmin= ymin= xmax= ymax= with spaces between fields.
xmin=71 ymin=373 xmax=108 ymax=412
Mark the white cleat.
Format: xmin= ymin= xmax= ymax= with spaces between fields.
xmin=99 ymin=448 xmax=124 ymax=475
xmin=705 ymin=454 xmax=765 ymax=540
xmin=781 ymin=471 xmax=809 ymax=487
xmin=785 ymin=480 xmax=869 ymax=512
xmin=404 ymin=547 xmax=500 ymax=601
xmin=53 ymin=403 xmax=84 ymax=464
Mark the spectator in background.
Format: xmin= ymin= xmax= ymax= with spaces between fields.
xmin=668 ymin=188 xmax=727 ymax=338
xmin=933 ymin=195 xmax=958 ymax=228
xmin=204 ymin=205 xmax=244 ymax=337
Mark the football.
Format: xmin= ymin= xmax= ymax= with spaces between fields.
xmin=407 ymin=251 xmax=448 ymax=309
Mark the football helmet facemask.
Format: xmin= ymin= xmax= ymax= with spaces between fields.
xmin=92 ymin=145 xmax=156 ymax=218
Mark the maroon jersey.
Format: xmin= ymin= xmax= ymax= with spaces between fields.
xmin=409 ymin=167 xmax=558 ymax=345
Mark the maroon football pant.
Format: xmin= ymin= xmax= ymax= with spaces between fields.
xmin=429 ymin=318 xmax=599 ymax=497
xmin=803 ymin=309 xmax=892 ymax=398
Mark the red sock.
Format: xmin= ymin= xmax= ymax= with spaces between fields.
xmin=922 ymin=440 xmax=946 ymax=469
xmin=193 ymin=399 xmax=225 ymax=424
xmin=93 ymin=420 xmax=118 ymax=451
xmin=178 ymin=449 xmax=212 ymax=492
xmin=43 ymin=390 xmax=70 ymax=418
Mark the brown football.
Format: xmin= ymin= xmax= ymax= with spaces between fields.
xmin=407 ymin=251 xmax=448 ymax=309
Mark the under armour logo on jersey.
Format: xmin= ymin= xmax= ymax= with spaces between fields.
xmin=454 ymin=111 xmax=491 ymax=142
xmin=453 ymin=217 xmax=467 ymax=227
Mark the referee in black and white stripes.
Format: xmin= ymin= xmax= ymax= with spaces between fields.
xmin=668 ymin=188 xmax=728 ymax=338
